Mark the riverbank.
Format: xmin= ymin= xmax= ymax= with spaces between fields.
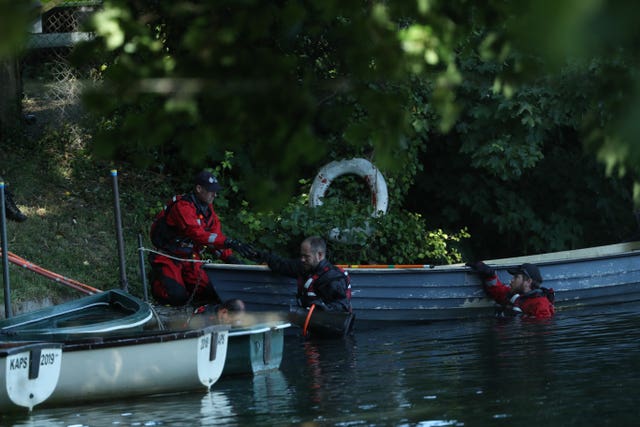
xmin=0 ymin=150 xmax=163 ymax=311
xmin=1 ymin=79 xmax=175 ymax=311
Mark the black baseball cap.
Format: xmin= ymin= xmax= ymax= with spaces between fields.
xmin=194 ymin=170 xmax=222 ymax=192
xmin=507 ymin=263 xmax=543 ymax=283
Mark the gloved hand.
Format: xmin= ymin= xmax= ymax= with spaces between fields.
xmin=246 ymin=249 xmax=269 ymax=263
xmin=465 ymin=261 xmax=495 ymax=279
xmin=224 ymin=238 xmax=257 ymax=259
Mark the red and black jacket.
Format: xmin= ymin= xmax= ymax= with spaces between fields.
xmin=266 ymin=255 xmax=352 ymax=313
xmin=483 ymin=275 xmax=555 ymax=319
xmin=150 ymin=193 xmax=232 ymax=261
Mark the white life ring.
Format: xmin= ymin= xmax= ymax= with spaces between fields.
xmin=309 ymin=158 xmax=389 ymax=216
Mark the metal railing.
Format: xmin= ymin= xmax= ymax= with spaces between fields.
xmin=23 ymin=1 xmax=102 ymax=126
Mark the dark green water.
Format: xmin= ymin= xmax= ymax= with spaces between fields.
xmin=4 ymin=302 xmax=640 ymax=426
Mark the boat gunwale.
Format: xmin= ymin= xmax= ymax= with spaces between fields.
xmin=0 ymin=290 xmax=154 ymax=336
xmin=1 ymin=301 xmax=116 ymax=331
xmin=0 ymin=341 xmax=62 ymax=357
xmin=204 ymin=241 xmax=640 ymax=274
xmin=57 ymin=324 xmax=230 ymax=352
xmin=228 ymin=322 xmax=291 ymax=337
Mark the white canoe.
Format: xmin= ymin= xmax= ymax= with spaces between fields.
xmin=43 ymin=324 xmax=229 ymax=407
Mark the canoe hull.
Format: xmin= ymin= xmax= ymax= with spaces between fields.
xmin=204 ymin=241 xmax=640 ymax=324
xmin=0 ymin=293 xmax=230 ymax=409
xmin=45 ymin=325 xmax=229 ymax=406
xmin=224 ymin=322 xmax=290 ymax=376
xmin=147 ymin=308 xmax=290 ymax=376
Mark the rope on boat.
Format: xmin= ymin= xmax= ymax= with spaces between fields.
xmin=138 ymin=246 xmax=214 ymax=308
xmin=138 ymin=246 xmax=214 ymax=264
xmin=146 ymin=302 xmax=167 ymax=331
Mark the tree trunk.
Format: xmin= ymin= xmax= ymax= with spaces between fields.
xmin=0 ymin=58 xmax=22 ymax=140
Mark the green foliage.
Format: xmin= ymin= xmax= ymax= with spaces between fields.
xmin=71 ymin=0 xmax=509 ymax=210
xmin=0 ymin=123 xmax=169 ymax=307
xmin=69 ymin=0 xmax=640 ymax=262
xmin=2 ymin=1 xmax=640 ymax=195
xmin=409 ymin=56 xmax=639 ymax=258
xmin=3 ymin=0 xmax=640 ymax=287
xmin=219 ymin=157 xmax=466 ymax=265
xmin=0 ymin=0 xmax=39 ymax=59
xmin=502 ymin=1 xmax=640 ymax=205
xmin=71 ymin=0 xmax=412 ymax=208
xmin=231 ymin=198 xmax=466 ymax=266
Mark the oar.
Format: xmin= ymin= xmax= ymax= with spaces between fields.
xmin=338 ymin=264 xmax=433 ymax=269
xmin=0 ymin=250 xmax=102 ymax=295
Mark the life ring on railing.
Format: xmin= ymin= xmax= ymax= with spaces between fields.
xmin=309 ymin=158 xmax=389 ymax=216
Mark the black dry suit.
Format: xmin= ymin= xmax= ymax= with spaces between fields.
xmin=266 ymin=256 xmax=352 ymax=313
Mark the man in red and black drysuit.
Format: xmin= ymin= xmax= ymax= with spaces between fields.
xmin=149 ymin=170 xmax=253 ymax=306
xmin=467 ymin=261 xmax=555 ymax=319
xmin=260 ymin=236 xmax=352 ymax=313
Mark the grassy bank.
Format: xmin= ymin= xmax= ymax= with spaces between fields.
xmin=1 ymin=117 xmax=177 ymax=314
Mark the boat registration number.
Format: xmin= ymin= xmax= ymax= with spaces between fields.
xmin=8 ymin=351 xmax=59 ymax=370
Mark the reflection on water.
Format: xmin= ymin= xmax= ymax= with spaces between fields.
xmin=2 ymin=302 xmax=640 ymax=426
xmin=250 ymin=369 xmax=291 ymax=413
xmin=200 ymin=391 xmax=235 ymax=425
xmin=5 ymin=392 xmax=235 ymax=426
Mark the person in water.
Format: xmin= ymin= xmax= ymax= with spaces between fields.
xmin=467 ymin=261 xmax=554 ymax=319
xmin=190 ymin=298 xmax=246 ymax=326
xmin=253 ymin=236 xmax=352 ymax=313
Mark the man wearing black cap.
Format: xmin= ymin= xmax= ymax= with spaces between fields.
xmin=149 ymin=169 xmax=255 ymax=306
xmin=467 ymin=261 xmax=555 ymax=318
